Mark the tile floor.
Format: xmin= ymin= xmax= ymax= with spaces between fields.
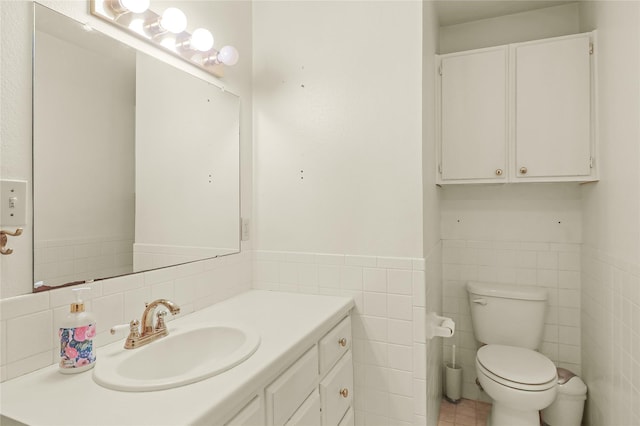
xmin=438 ymin=398 xmax=492 ymax=426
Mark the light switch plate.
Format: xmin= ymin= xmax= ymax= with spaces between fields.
xmin=241 ymin=217 xmax=250 ymax=241
xmin=1 ymin=180 xmax=28 ymax=226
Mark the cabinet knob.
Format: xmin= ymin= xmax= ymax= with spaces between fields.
xmin=340 ymin=388 xmax=349 ymax=398
xmin=519 ymin=167 xmax=528 ymax=175
xmin=338 ymin=337 xmax=347 ymax=347
xmin=495 ymin=169 xmax=503 ymax=176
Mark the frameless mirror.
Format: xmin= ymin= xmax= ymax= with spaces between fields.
xmin=32 ymin=4 xmax=240 ymax=291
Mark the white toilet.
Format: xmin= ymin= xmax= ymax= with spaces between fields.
xmin=467 ymin=281 xmax=558 ymax=426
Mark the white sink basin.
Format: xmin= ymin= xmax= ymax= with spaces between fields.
xmin=93 ymin=323 xmax=260 ymax=392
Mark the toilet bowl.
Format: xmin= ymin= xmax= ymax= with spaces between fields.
xmin=476 ymin=345 xmax=557 ymax=426
xmin=466 ymin=282 xmax=558 ymax=426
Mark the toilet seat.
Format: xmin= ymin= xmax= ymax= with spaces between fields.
xmin=477 ymin=345 xmax=557 ymax=391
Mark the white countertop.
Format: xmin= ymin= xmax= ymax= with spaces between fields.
xmin=0 ymin=290 xmax=354 ymax=426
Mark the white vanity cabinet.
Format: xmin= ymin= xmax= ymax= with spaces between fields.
xmin=0 ymin=291 xmax=355 ymax=426
xmin=437 ymin=32 xmax=597 ymax=184
xmin=223 ymin=315 xmax=353 ymax=426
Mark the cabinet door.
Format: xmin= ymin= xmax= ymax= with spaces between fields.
xmin=320 ymin=352 xmax=353 ymax=425
xmin=440 ymin=46 xmax=508 ymax=182
xmin=338 ymin=408 xmax=354 ymax=426
xmin=319 ymin=316 xmax=351 ymax=376
xmin=514 ymin=35 xmax=592 ymax=179
xmin=285 ymin=390 xmax=321 ymax=426
xmin=266 ymin=346 xmax=319 ymax=426
xmin=225 ymin=395 xmax=264 ymax=426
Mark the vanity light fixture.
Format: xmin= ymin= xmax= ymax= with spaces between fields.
xmin=91 ymin=0 xmax=238 ymax=77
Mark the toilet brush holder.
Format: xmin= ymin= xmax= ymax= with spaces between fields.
xmin=445 ymin=363 xmax=463 ymax=403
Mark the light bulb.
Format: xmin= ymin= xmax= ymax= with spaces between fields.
xmin=160 ymin=37 xmax=177 ymax=51
xmin=218 ymin=46 xmax=239 ymax=66
xmin=191 ymin=28 xmax=214 ymax=52
xmin=128 ymin=18 xmax=145 ymax=34
xmin=160 ymin=7 xmax=187 ymax=34
xmin=119 ymin=0 xmax=150 ymax=14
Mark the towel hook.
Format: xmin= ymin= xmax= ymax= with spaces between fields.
xmin=1 ymin=228 xmax=23 ymax=255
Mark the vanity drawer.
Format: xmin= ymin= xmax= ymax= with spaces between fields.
xmin=266 ymin=345 xmax=319 ymax=426
xmin=225 ymin=395 xmax=264 ymax=426
xmin=320 ymin=351 xmax=353 ymax=426
xmin=338 ymin=407 xmax=354 ymax=426
xmin=319 ymin=316 xmax=351 ymax=376
xmin=285 ymin=389 xmax=321 ymax=426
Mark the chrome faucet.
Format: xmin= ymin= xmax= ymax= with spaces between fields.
xmin=111 ymin=299 xmax=181 ymax=349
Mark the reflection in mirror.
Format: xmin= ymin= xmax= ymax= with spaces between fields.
xmin=33 ymin=4 xmax=240 ymax=291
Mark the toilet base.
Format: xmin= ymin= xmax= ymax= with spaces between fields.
xmin=489 ymin=402 xmax=540 ymax=426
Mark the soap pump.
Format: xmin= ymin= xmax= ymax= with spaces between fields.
xmin=59 ymin=287 xmax=97 ymax=374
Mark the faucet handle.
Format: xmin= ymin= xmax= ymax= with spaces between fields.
xmin=155 ymin=311 xmax=168 ymax=331
xmin=110 ymin=320 xmax=140 ymax=337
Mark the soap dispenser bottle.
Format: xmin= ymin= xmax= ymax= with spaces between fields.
xmin=59 ymin=287 xmax=97 ymax=373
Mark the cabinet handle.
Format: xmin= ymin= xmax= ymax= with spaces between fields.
xmin=519 ymin=167 xmax=528 ymax=175
xmin=495 ymin=169 xmax=503 ymax=176
xmin=338 ymin=337 xmax=347 ymax=347
xmin=340 ymin=388 xmax=349 ymax=398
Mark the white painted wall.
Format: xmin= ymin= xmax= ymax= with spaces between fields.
xmin=579 ymin=2 xmax=640 ymax=265
xmin=0 ymin=1 xmax=34 ymax=298
xmin=439 ymin=3 xmax=581 ymax=54
xmin=253 ymin=1 xmax=423 ymax=259
xmin=578 ymin=2 xmax=640 ymax=425
xmin=0 ymin=0 xmax=253 ymax=298
xmin=422 ymin=2 xmax=443 ymax=425
xmin=252 ymin=2 xmax=425 ymax=424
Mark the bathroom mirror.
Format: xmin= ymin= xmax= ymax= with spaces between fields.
xmin=32 ymin=4 xmax=240 ymax=291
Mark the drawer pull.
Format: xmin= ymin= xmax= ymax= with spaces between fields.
xmin=338 ymin=337 xmax=347 ymax=347
xmin=339 ymin=388 xmax=349 ymax=398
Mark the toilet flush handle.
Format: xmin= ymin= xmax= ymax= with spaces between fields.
xmin=472 ymin=298 xmax=487 ymax=306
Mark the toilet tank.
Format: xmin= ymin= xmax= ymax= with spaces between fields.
xmin=467 ymin=281 xmax=548 ymax=350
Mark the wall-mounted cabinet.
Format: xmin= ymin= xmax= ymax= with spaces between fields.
xmin=437 ymin=32 xmax=598 ymax=185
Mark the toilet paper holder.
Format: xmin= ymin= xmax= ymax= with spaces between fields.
xmin=425 ymin=312 xmax=455 ymax=340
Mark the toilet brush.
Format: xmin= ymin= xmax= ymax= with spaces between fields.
xmin=452 ymin=344 xmax=456 ymax=369
xmin=446 ymin=344 xmax=462 ymax=403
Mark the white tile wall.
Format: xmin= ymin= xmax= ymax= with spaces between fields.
xmin=581 ymin=245 xmax=640 ymax=426
xmin=4 ymin=245 xmax=441 ymax=426
xmin=252 ymin=245 xmax=440 ymax=426
xmin=424 ymin=244 xmax=443 ymax=426
xmin=442 ymin=239 xmax=582 ymax=401
xmin=0 ymin=252 xmax=252 ymax=382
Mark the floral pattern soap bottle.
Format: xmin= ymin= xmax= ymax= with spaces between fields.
xmin=59 ymin=287 xmax=96 ymax=373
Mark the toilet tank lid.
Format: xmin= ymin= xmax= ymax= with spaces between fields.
xmin=467 ymin=281 xmax=547 ymax=301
